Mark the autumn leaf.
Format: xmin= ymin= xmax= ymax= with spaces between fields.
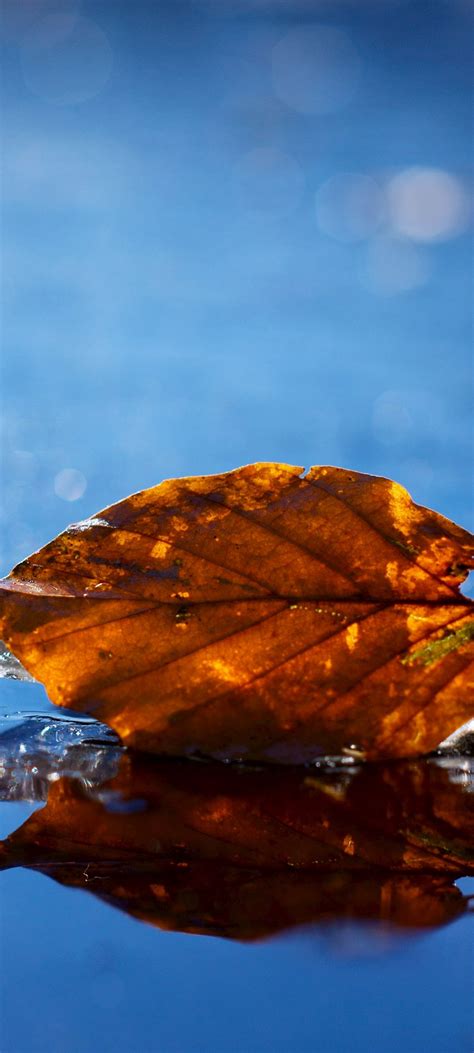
xmin=0 ymin=463 xmax=472 ymax=761
xmin=1 ymin=753 xmax=472 ymax=939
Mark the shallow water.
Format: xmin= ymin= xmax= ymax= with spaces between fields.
xmin=0 ymin=682 xmax=473 ymax=1053
xmin=1 ymin=0 xmax=473 ymax=1049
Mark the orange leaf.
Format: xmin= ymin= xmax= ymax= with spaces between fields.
xmin=0 ymin=463 xmax=472 ymax=761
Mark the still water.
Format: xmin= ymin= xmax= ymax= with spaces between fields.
xmin=1 ymin=0 xmax=472 ymax=1050
xmin=0 ymin=681 xmax=473 ymax=1053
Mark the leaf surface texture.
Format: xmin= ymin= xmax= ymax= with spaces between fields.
xmin=0 ymin=463 xmax=472 ymax=761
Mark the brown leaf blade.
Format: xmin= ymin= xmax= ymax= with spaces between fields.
xmin=0 ymin=463 xmax=473 ymax=761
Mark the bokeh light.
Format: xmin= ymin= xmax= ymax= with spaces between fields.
xmin=315 ymin=173 xmax=384 ymax=242
xmin=21 ymin=14 xmax=113 ymax=105
xmin=387 ymin=167 xmax=470 ymax=242
xmin=54 ymin=469 xmax=87 ymax=501
xmin=272 ymin=26 xmax=361 ymax=114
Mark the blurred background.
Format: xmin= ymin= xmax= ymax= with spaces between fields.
xmin=1 ymin=0 xmax=473 ymax=572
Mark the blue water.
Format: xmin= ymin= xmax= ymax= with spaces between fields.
xmin=1 ymin=861 xmax=473 ymax=1053
xmin=1 ymin=1 xmax=473 ymax=1050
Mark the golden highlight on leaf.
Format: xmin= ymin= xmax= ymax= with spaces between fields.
xmin=0 ymin=463 xmax=472 ymax=761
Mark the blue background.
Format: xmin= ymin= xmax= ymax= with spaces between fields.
xmin=1 ymin=1 xmax=473 ymax=1050
xmin=1 ymin=0 xmax=472 ymax=573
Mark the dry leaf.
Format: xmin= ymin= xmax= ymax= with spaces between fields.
xmin=0 ymin=463 xmax=472 ymax=761
xmin=1 ymin=754 xmax=472 ymax=939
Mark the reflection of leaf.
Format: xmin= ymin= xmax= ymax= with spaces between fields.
xmin=0 ymin=463 xmax=472 ymax=761
xmin=14 ymin=864 xmax=471 ymax=941
xmin=0 ymin=754 xmax=472 ymax=940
